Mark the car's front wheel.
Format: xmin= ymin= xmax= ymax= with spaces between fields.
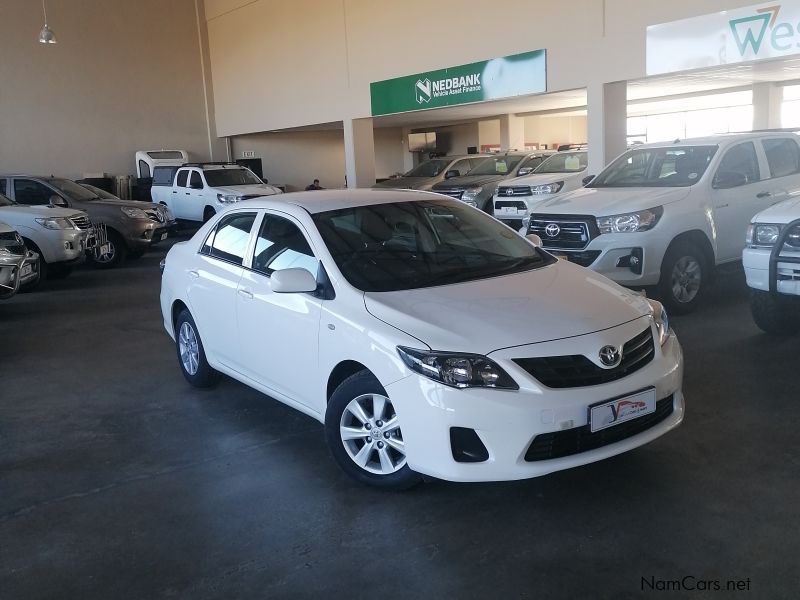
xmin=92 ymin=230 xmax=127 ymax=269
xmin=658 ymin=240 xmax=708 ymax=314
xmin=325 ymin=370 xmax=421 ymax=490
xmin=174 ymin=309 xmax=221 ymax=388
xmin=750 ymin=290 xmax=800 ymax=335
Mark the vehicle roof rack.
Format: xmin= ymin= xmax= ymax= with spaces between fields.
xmin=180 ymin=161 xmax=239 ymax=168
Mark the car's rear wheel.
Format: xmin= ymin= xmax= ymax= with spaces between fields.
xmin=750 ymin=290 xmax=800 ymax=335
xmin=658 ymin=240 xmax=708 ymax=314
xmin=325 ymin=370 xmax=421 ymax=490
xmin=174 ymin=309 xmax=221 ymax=388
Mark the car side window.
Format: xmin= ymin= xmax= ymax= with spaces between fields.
xmin=176 ymin=169 xmax=189 ymax=188
xmin=190 ymin=171 xmax=204 ymax=189
xmin=519 ymin=156 xmax=543 ymax=171
xmin=714 ymin=142 xmax=760 ymax=188
xmin=201 ymin=212 xmax=257 ymax=266
xmin=762 ymin=138 xmax=800 ymax=178
xmin=452 ymin=159 xmax=471 ymax=175
xmin=252 ymin=214 xmax=319 ymax=277
xmin=14 ymin=179 xmax=53 ymax=205
xmin=138 ymin=160 xmax=151 ymax=179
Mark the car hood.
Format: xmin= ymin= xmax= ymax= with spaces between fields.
xmin=503 ymin=171 xmax=585 ymax=188
xmin=0 ymin=205 xmax=84 ymax=219
xmin=82 ymin=199 xmax=160 ymax=210
xmin=216 ymin=184 xmax=282 ymax=197
xmin=531 ymin=186 xmax=691 ymax=216
xmin=373 ymin=177 xmax=431 ymax=190
xmin=433 ymin=174 xmax=507 ymax=189
xmin=753 ymin=195 xmax=800 ymax=223
xmin=363 ymin=260 xmax=652 ymax=354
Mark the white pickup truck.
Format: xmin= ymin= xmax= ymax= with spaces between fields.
xmin=150 ymin=162 xmax=282 ymax=222
xmin=743 ymin=198 xmax=800 ymax=334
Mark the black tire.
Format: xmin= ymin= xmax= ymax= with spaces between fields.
xmin=91 ymin=230 xmax=127 ymax=269
xmin=174 ymin=309 xmax=221 ymax=388
xmin=657 ymin=240 xmax=709 ymax=315
xmin=325 ymin=370 xmax=421 ymax=490
xmin=203 ymin=207 xmax=216 ymax=223
xmin=750 ymin=289 xmax=800 ymax=335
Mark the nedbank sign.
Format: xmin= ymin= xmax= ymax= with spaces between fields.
xmin=647 ymin=2 xmax=800 ymax=75
xmin=371 ymin=50 xmax=546 ymax=116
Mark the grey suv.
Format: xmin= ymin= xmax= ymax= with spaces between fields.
xmin=431 ymin=151 xmax=553 ymax=213
xmin=1 ymin=176 xmax=177 ymax=268
xmin=372 ymin=155 xmax=489 ymax=191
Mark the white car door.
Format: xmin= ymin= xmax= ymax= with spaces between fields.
xmin=760 ymin=137 xmax=800 ymax=208
xmin=236 ymin=211 xmax=324 ymax=408
xmin=187 ymin=211 xmax=259 ymax=366
xmin=171 ymin=168 xmax=191 ymax=219
xmin=186 ymin=170 xmax=209 ymax=221
xmin=710 ymin=141 xmax=770 ymax=262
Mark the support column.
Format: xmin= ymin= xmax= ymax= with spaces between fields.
xmin=752 ymin=83 xmax=783 ymax=130
xmin=499 ymin=114 xmax=525 ymax=151
xmin=343 ymin=117 xmax=376 ymax=189
xmin=401 ymin=127 xmax=414 ymax=172
xmin=587 ymin=81 xmax=628 ymax=176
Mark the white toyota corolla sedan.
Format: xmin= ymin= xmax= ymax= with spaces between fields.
xmin=160 ymin=189 xmax=684 ymax=489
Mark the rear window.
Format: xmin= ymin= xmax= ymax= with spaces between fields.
xmin=152 ymin=166 xmax=178 ymax=186
xmin=763 ymin=138 xmax=800 ymax=178
xmin=148 ymin=151 xmax=184 ymax=159
xmin=201 ymin=212 xmax=258 ymax=265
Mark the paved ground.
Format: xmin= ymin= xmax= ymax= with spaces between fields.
xmin=1 ymin=238 xmax=798 ymax=599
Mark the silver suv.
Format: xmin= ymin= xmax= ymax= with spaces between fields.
xmin=372 ymin=155 xmax=489 ymax=191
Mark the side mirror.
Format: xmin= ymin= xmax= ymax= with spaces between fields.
xmin=517 ymin=167 xmax=534 ymax=177
xmin=713 ymin=170 xmax=747 ymax=189
xmin=271 ymin=268 xmax=318 ymax=293
xmin=444 ymin=169 xmax=460 ymax=179
xmin=526 ymin=233 xmax=543 ymax=247
xmin=582 ymin=175 xmax=595 ymax=186
xmin=49 ymin=194 xmax=67 ymax=207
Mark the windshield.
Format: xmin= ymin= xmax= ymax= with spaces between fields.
xmin=203 ymin=168 xmax=262 ymax=187
xmin=80 ymin=184 xmax=118 ymax=200
xmin=468 ymin=156 xmax=523 ymax=176
xmin=49 ymin=178 xmax=101 ymax=201
xmin=0 ymin=193 xmax=14 ymax=207
xmin=535 ymin=152 xmax=588 ymax=174
xmin=313 ymin=199 xmax=554 ymax=292
xmin=591 ymin=145 xmax=718 ymax=188
xmin=403 ymin=159 xmax=452 ymax=178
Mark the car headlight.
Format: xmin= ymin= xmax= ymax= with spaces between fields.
xmin=461 ymin=187 xmax=483 ymax=203
xmin=747 ymin=223 xmax=782 ymax=246
xmin=597 ymin=206 xmax=663 ymax=234
xmin=35 ymin=217 xmax=75 ymax=230
xmin=162 ymin=206 xmax=175 ymax=221
xmin=531 ymin=181 xmax=564 ymax=195
xmin=121 ymin=207 xmax=148 ymax=219
xmin=217 ymin=193 xmax=240 ymax=204
xmin=648 ymin=299 xmax=670 ymax=346
xmin=397 ymin=347 xmax=518 ymax=389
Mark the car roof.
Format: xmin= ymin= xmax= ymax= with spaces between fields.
xmin=631 ymin=131 xmax=799 ymax=150
xmin=237 ymin=188 xmax=448 ymax=215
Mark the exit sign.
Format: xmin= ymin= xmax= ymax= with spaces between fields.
xmin=242 ymin=150 xmax=255 ymax=158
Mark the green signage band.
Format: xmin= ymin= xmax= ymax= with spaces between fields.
xmin=370 ymin=49 xmax=547 ymax=117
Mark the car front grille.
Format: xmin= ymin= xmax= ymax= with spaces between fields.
xmin=497 ymin=185 xmax=532 ymax=197
xmin=494 ymin=200 xmax=528 ymax=211
xmin=0 ymin=231 xmax=26 ymax=256
xmin=524 ymin=395 xmax=674 ymax=461
xmin=787 ymin=225 xmax=800 ymax=248
xmin=238 ymin=194 xmax=263 ymax=201
xmin=70 ymin=215 xmax=92 ymax=230
xmin=529 ymin=213 xmax=598 ymax=250
xmin=436 ymin=189 xmax=464 ymax=200
xmin=513 ymin=327 xmax=655 ymax=389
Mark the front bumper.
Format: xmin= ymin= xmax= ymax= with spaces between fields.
xmin=743 ymin=246 xmax=800 ymax=295
xmin=126 ymin=221 xmax=173 ymax=250
xmin=384 ymin=319 xmax=684 ymax=482
xmin=47 ymin=229 xmax=89 ymax=264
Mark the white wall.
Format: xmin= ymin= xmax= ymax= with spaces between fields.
xmin=525 ymin=116 xmax=588 ymax=149
xmin=0 ymin=0 xmax=225 ymax=179
xmin=373 ymin=128 xmax=405 ymax=179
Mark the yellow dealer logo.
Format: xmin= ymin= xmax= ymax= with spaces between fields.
xmin=415 ymin=79 xmax=432 ymax=104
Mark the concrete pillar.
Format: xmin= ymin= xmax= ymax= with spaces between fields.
xmin=752 ymin=83 xmax=783 ymax=130
xmin=587 ymin=81 xmax=628 ymax=176
xmin=499 ymin=114 xmax=525 ymax=151
xmin=343 ymin=117 xmax=376 ymax=188
xmin=401 ymin=128 xmax=414 ymax=172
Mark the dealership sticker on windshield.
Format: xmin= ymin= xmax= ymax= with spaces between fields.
xmin=589 ymin=387 xmax=656 ymax=433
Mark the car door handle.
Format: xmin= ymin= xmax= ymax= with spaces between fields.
xmin=756 ymin=191 xmax=771 ymax=198
xmin=238 ymin=288 xmax=254 ymax=300
xmin=172 ymin=191 xmax=177 ymax=194
xmin=188 ymin=270 xmax=199 ymax=278
xmin=185 ymin=192 xmax=191 ymax=195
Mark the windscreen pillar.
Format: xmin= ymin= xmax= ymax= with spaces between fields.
xmin=499 ymin=114 xmax=525 ymax=151
xmin=752 ymin=83 xmax=783 ymax=130
xmin=343 ymin=117 xmax=376 ymax=188
xmin=587 ymin=81 xmax=627 ymax=176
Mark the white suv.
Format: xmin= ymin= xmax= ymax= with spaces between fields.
xmin=493 ymin=150 xmax=589 ymax=231
xmin=743 ymin=198 xmax=800 ymax=334
xmin=525 ymin=133 xmax=800 ymax=313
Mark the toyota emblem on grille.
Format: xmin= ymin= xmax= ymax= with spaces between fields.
xmin=545 ymin=223 xmax=560 ymax=237
xmin=599 ymin=345 xmax=621 ymax=367
xmin=505 ymin=188 xmax=514 ymax=196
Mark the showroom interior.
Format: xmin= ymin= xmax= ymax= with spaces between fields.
xmin=2 ymin=0 xmax=799 ymax=598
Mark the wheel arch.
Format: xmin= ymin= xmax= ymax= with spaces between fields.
xmin=327 ymin=360 xmax=376 ymax=403
xmin=171 ymin=299 xmax=189 ymax=335
xmin=663 ymin=230 xmax=715 ymax=272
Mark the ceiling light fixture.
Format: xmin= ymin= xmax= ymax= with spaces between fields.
xmin=38 ymin=0 xmax=57 ymax=44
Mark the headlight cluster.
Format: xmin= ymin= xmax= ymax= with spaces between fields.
xmin=163 ymin=206 xmax=176 ymax=221
xmin=121 ymin=207 xmax=148 ymax=219
xmin=397 ymin=347 xmax=518 ymax=389
xmin=597 ymin=206 xmax=663 ymax=234
xmin=746 ymin=223 xmax=794 ymax=247
xmin=461 ymin=187 xmax=483 ymax=206
xmin=530 ymin=181 xmax=564 ymax=195
xmin=217 ymin=193 xmax=241 ymax=204
xmin=35 ymin=217 xmax=75 ymax=230
xmin=648 ymin=299 xmax=670 ymax=346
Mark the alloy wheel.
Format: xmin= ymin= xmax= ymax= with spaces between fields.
xmin=178 ymin=322 xmax=200 ymax=375
xmin=339 ymin=393 xmax=406 ymax=475
xmin=670 ymin=256 xmax=701 ymax=304
xmin=95 ymin=240 xmax=117 ymax=264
